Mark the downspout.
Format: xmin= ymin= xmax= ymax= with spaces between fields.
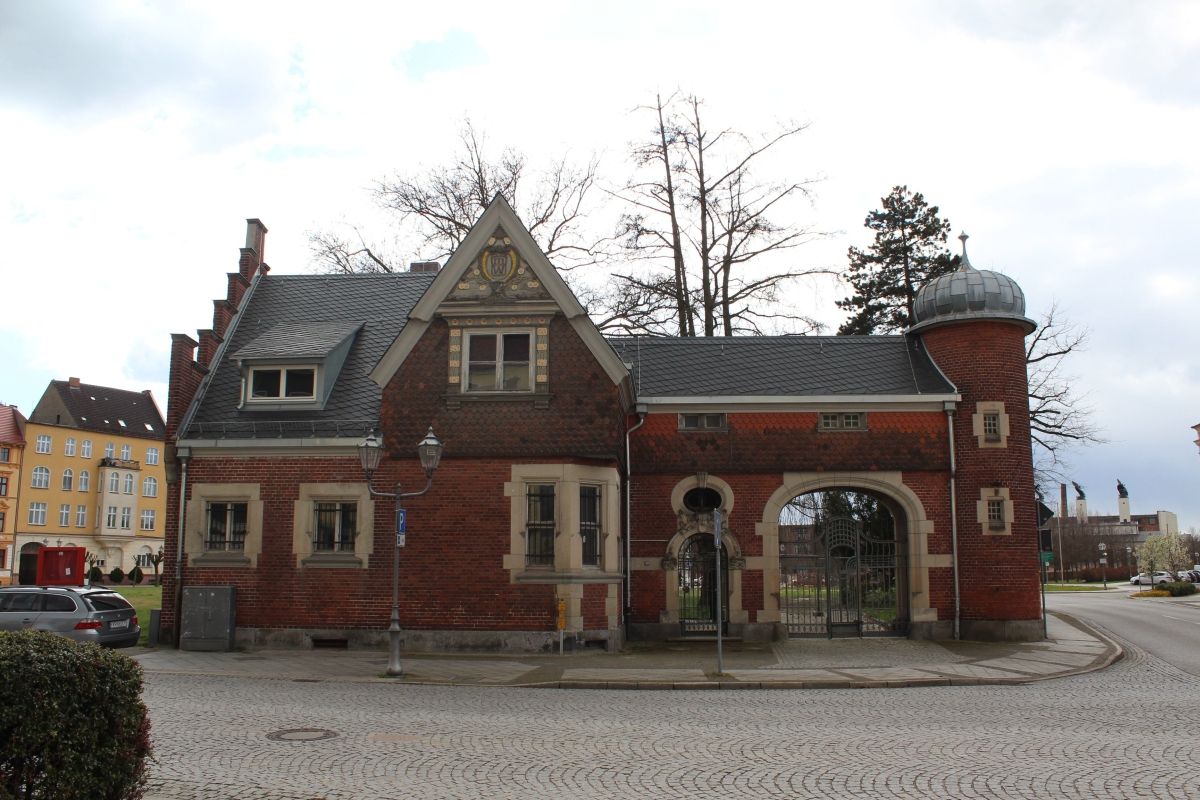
xmin=172 ymin=450 xmax=189 ymax=647
xmin=624 ymin=406 xmax=647 ymax=626
xmin=945 ymin=404 xmax=960 ymax=640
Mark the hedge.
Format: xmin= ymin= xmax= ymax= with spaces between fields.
xmin=0 ymin=631 xmax=152 ymax=800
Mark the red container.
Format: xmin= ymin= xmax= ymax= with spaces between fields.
xmin=36 ymin=546 xmax=87 ymax=586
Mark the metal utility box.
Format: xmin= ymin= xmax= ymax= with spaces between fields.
xmin=180 ymin=586 xmax=237 ymax=651
xmin=36 ymin=547 xmax=86 ymax=586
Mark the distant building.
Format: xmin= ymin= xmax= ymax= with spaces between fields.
xmin=13 ymin=378 xmax=167 ymax=584
xmin=0 ymin=404 xmax=27 ymax=585
xmin=1045 ymin=481 xmax=1179 ymax=574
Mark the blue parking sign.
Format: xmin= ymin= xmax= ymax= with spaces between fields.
xmin=396 ymin=508 xmax=407 ymax=534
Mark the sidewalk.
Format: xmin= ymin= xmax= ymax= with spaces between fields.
xmin=131 ymin=611 xmax=1119 ymax=690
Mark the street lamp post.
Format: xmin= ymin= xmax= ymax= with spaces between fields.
xmin=358 ymin=427 xmax=443 ymax=677
xmin=1098 ymin=542 xmax=1107 ymax=589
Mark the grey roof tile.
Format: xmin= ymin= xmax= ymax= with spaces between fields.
xmin=606 ymin=336 xmax=956 ymax=398
xmin=231 ymin=321 xmax=363 ymax=360
xmin=185 ymin=273 xmax=435 ymax=439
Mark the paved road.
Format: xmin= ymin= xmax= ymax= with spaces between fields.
xmin=1048 ymin=590 xmax=1200 ymax=676
xmin=142 ymin=642 xmax=1199 ymax=799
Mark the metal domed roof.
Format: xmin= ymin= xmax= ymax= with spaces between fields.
xmin=908 ymin=234 xmax=1035 ymax=333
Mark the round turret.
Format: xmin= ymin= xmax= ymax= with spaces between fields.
xmin=908 ymin=234 xmax=1034 ymax=333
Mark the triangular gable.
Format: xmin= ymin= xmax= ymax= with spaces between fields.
xmin=370 ymin=194 xmax=630 ymax=389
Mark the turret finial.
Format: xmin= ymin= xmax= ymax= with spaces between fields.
xmin=957 ymin=231 xmax=975 ymax=271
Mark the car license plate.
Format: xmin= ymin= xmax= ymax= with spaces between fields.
xmin=109 ymin=619 xmax=129 ymax=629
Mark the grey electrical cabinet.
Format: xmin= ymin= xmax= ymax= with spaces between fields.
xmin=180 ymin=586 xmax=236 ymax=651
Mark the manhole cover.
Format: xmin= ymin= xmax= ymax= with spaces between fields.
xmin=266 ymin=728 xmax=338 ymax=742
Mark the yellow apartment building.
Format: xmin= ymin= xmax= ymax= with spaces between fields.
xmin=0 ymin=404 xmax=27 ymax=585
xmin=13 ymin=378 xmax=167 ymax=584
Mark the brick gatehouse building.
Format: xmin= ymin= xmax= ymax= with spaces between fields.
xmin=161 ymin=197 xmax=1040 ymax=650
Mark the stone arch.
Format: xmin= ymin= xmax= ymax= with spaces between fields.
xmin=756 ymin=471 xmax=942 ymax=629
xmin=660 ymin=474 xmax=747 ymax=627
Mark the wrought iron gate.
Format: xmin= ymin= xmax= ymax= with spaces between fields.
xmin=677 ymin=534 xmax=729 ymax=637
xmin=779 ymin=510 xmax=908 ymax=637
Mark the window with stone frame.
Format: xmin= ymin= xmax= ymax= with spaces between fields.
xmin=580 ymin=485 xmax=601 ymax=567
xmin=525 ymin=484 xmax=555 ymax=567
xmin=0 ymin=476 xmax=7 ymax=496
xmin=314 ymin=502 xmax=357 ymax=553
xmin=465 ymin=330 xmax=533 ymax=392
xmin=987 ymin=499 xmax=1005 ymax=530
xmin=973 ymin=401 xmax=1010 ymax=448
xmin=977 ymin=487 xmax=1013 ymax=535
xmin=983 ymin=413 xmax=1001 ymax=442
xmin=206 ymin=502 xmax=248 ymax=551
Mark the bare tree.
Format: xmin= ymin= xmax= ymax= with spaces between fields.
xmin=615 ymin=94 xmax=829 ymax=337
xmin=310 ymin=121 xmax=610 ymax=274
xmin=1026 ymin=302 xmax=1104 ymax=487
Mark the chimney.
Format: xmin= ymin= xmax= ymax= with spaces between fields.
xmin=409 ymin=261 xmax=440 ymax=273
xmin=1076 ymin=496 xmax=1088 ymax=523
xmin=1059 ymin=484 xmax=1067 ymax=519
xmin=239 ymin=219 xmax=269 ymax=281
xmin=68 ymin=377 xmax=81 ymax=388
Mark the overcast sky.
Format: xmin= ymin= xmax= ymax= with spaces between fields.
xmin=2 ymin=1 xmax=1197 ymax=530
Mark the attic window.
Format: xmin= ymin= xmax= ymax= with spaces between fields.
xmin=820 ymin=413 xmax=866 ymax=431
xmin=118 ymin=420 xmax=127 ymax=428
xmin=144 ymin=423 xmax=154 ymax=432
xmin=249 ymin=367 xmax=317 ymax=401
xmin=679 ymin=413 xmax=727 ymax=431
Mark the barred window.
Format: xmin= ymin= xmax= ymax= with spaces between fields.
xmin=526 ymin=484 xmax=555 ymax=567
xmin=207 ymin=502 xmax=248 ymax=551
xmin=580 ymin=485 xmax=601 ymax=567
xmin=314 ymin=502 xmax=357 ymax=552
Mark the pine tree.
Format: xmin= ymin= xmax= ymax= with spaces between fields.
xmin=836 ymin=186 xmax=959 ymax=334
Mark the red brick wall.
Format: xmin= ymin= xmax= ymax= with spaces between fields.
xmin=381 ymin=316 xmax=626 ymax=461
xmin=582 ymin=583 xmax=608 ymax=630
xmin=920 ymin=320 xmax=1041 ymax=620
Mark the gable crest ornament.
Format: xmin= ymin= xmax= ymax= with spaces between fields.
xmin=481 ymin=236 xmax=518 ymax=284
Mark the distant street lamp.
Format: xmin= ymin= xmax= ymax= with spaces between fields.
xmin=1098 ymin=542 xmax=1107 ymax=589
xmin=358 ymin=427 xmax=443 ymax=677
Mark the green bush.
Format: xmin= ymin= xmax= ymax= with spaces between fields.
xmin=1164 ymin=581 xmax=1197 ymax=597
xmin=88 ymin=566 xmax=104 ymax=584
xmin=0 ymin=631 xmax=151 ymax=799
xmin=109 ymin=567 xmax=125 ymax=584
xmin=129 ymin=566 xmax=144 ymax=585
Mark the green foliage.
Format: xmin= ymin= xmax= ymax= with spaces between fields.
xmin=108 ymin=567 xmax=125 ymax=585
xmin=1164 ymin=581 xmax=1197 ymax=597
xmin=836 ymin=185 xmax=959 ymax=335
xmin=0 ymin=631 xmax=151 ymax=799
xmin=88 ymin=566 xmax=103 ymax=584
xmin=128 ymin=566 xmax=144 ymax=585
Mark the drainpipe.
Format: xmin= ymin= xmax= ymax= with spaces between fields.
xmin=945 ymin=404 xmax=960 ymax=640
xmin=172 ymin=450 xmax=190 ymax=648
xmin=624 ymin=406 xmax=647 ymax=625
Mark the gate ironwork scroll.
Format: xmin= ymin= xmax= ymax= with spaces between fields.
xmin=778 ymin=502 xmax=908 ymax=638
xmin=677 ymin=534 xmax=729 ymax=637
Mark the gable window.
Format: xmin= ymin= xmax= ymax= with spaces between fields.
xmin=36 ymin=435 xmax=51 ymax=454
xmin=65 ymin=438 xmax=76 ymax=457
xmin=146 ymin=447 xmax=159 ymax=465
xmin=679 ymin=413 xmax=727 ymax=431
xmin=143 ymin=476 xmax=158 ymax=497
xmin=525 ymin=484 xmax=555 ymax=567
xmin=79 ymin=471 xmax=89 ymax=492
xmin=465 ymin=331 xmax=532 ymax=392
xmin=32 ymin=466 xmax=50 ymax=489
xmin=314 ymin=502 xmax=357 ymax=553
xmin=580 ymin=486 xmax=601 ymax=567
xmin=61 ymin=469 xmax=73 ymax=491
xmin=207 ymin=502 xmax=248 ymax=551
xmin=820 ymin=413 xmax=866 ymax=431
xmin=81 ymin=440 xmax=92 ymax=458
xmin=249 ymin=367 xmax=316 ymax=400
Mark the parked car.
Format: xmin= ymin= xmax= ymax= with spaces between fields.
xmin=1178 ymin=570 xmax=1200 ymax=583
xmin=1130 ymin=571 xmax=1175 ymax=586
xmin=0 ymin=586 xmax=139 ymax=647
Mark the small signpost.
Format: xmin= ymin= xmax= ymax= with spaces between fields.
xmin=712 ymin=509 xmax=724 ymax=675
xmin=1098 ymin=542 xmax=1107 ymax=589
xmin=396 ymin=507 xmax=407 ymax=548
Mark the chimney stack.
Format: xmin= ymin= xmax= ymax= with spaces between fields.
xmin=68 ymin=377 xmax=81 ymax=388
xmin=239 ymin=219 xmax=269 ymax=281
xmin=409 ymin=261 xmax=440 ymax=273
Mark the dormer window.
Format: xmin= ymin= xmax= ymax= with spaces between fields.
xmin=249 ymin=367 xmax=317 ymax=401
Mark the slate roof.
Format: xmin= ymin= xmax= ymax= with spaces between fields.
xmin=184 ymin=272 xmax=436 ymax=440
xmin=606 ymin=335 xmax=956 ymax=398
xmin=31 ymin=381 xmax=165 ymax=439
xmin=231 ymin=321 xmax=363 ymax=360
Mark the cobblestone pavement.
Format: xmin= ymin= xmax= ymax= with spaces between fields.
xmin=142 ymin=638 xmax=1198 ymax=799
